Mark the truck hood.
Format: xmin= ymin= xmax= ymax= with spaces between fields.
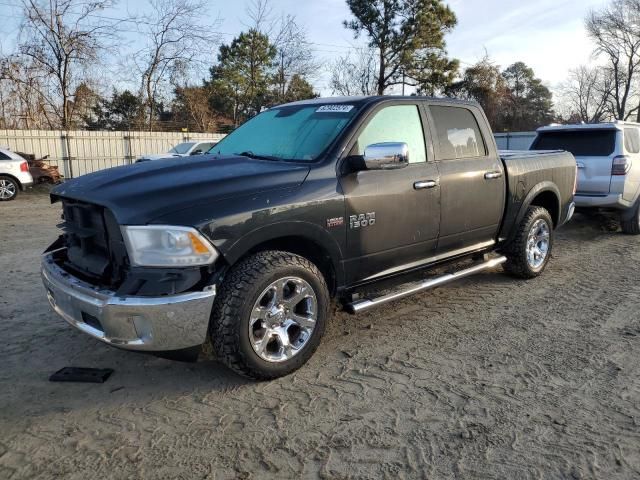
xmin=51 ymin=155 xmax=310 ymax=224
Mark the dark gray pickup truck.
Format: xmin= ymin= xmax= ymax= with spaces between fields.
xmin=42 ymin=96 xmax=577 ymax=379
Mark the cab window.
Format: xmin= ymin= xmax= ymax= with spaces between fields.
xmin=429 ymin=106 xmax=487 ymax=160
xmin=354 ymin=105 xmax=427 ymax=164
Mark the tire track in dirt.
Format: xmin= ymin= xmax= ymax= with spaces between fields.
xmin=1 ymin=197 xmax=640 ymax=479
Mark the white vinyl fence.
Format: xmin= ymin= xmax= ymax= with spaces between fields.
xmin=0 ymin=130 xmax=226 ymax=178
xmin=494 ymin=131 xmax=537 ymax=151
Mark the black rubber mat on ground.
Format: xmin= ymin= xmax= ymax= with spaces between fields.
xmin=49 ymin=367 xmax=114 ymax=383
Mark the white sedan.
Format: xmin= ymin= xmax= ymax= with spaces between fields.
xmin=136 ymin=140 xmax=218 ymax=162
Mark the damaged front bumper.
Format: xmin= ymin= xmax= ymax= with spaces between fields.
xmin=41 ymin=253 xmax=216 ymax=352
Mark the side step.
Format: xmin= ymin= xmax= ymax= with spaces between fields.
xmin=345 ymin=255 xmax=507 ymax=314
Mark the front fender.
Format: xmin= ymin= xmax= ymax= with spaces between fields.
xmin=221 ymin=221 xmax=346 ymax=286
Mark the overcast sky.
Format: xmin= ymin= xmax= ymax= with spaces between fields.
xmin=0 ymin=0 xmax=610 ymax=95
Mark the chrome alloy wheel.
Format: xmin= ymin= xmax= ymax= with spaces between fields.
xmin=0 ymin=179 xmax=16 ymax=200
xmin=248 ymin=277 xmax=317 ymax=363
xmin=526 ymin=218 xmax=550 ymax=270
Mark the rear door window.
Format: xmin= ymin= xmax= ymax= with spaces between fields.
xmin=429 ymin=106 xmax=487 ymax=160
xmin=0 ymin=152 xmax=10 ymax=160
xmin=531 ymin=130 xmax=616 ymax=156
xmin=624 ymin=128 xmax=640 ymax=153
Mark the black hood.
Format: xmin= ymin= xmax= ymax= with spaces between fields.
xmin=51 ymin=155 xmax=310 ymax=224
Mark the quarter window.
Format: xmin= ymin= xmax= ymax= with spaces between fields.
xmin=354 ymin=105 xmax=427 ymax=164
xmin=0 ymin=152 xmax=10 ymax=160
xmin=624 ymin=128 xmax=640 ymax=154
xmin=429 ymin=106 xmax=486 ymax=160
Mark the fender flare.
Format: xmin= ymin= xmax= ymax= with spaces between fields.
xmin=506 ymin=182 xmax=561 ymax=243
xmin=220 ymin=220 xmax=346 ymax=286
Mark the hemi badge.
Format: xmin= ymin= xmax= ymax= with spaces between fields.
xmin=326 ymin=217 xmax=344 ymax=228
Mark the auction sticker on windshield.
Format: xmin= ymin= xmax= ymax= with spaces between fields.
xmin=316 ymin=105 xmax=354 ymax=113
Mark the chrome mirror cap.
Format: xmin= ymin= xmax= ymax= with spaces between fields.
xmin=363 ymin=142 xmax=409 ymax=170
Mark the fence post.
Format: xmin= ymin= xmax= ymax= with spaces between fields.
xmin=60 ymin=132 xmax=74 ymax=179
xmin=124 ymin=133 xmax=134 ymax=165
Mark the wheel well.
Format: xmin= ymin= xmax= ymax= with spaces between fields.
xmin=244 ymin=236 xmax=337 ymax=295
xmin=0 ymin=173 xmax=21 ymax=189
xmin=530 ymin=191 xmax=559 ymax=227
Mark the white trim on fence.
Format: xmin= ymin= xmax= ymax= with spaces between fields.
xmin=0 ymin=130 xmax=226 ymax=178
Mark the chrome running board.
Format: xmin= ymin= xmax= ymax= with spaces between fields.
xmin=345 ymin=255 xmax=507 ymax=314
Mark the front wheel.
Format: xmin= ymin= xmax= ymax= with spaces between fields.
xmin=503 ymin=206 xmax=554 ymax=279
xmin=210 ymin=251 xmax=330 ymax=380
xmin=0 ymin=176 xmax=18 ymax=201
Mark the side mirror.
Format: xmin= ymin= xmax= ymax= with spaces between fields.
xmin=190 ymin=150 xmax=203 ymax=155
xmin=362 ymin=142 xmax=409 ymax=170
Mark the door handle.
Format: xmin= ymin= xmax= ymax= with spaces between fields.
xmin=414 ymin=180 xmax=438 ymax=190
xmin=484 ymin=171 xmax=503 ymax=180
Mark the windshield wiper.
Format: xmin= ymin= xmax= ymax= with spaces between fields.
xmin=235 ymin=151 xmax=283 ymax=161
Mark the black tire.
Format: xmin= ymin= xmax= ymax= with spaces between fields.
xmin=621 ymin=203 xmax=640 ymax=235
xmin=210 ymin=250 xmax=330 ymax=380
xmin=0 ymin=176 xmax=19 ymax=201
xmin=503 ymin=206 xmax=554 ymax=279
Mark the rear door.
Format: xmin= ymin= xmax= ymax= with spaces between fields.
xmin=531 ymin=129 xmax=618 ymax=195
xmin=427 ymin=104 xmax=505 ymax=254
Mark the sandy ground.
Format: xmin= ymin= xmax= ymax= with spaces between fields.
xmin=0 ymin=191 xmax=639 ymax=480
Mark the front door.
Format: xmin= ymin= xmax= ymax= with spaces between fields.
xmin=340 ymin=103 xmax=441 ymax=285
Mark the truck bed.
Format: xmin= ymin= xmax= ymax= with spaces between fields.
xmin=498 ymin=149 xmax=577 ymax=241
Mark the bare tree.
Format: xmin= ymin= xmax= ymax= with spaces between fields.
xmin=558 ymin=66 xmax=613 ymax=123
xmin=7 ymin=0 xmax=118 ymax=129
xmin=271 ymin=16 xmax=318 ymax=102
xmin=132 ymin=0 xmax=219 ymax=131
xmin=587 ymin=0 xmax=640 ymax=120
xmin=246 ymin=0 xmax=318 ymax=103
xmin=172 ymin=85 xmax=218 ymax=132
xmin=329 ymin=48 xmax=378 ymax=96
xmin=0 ymin=57 xmax=53 ymax=128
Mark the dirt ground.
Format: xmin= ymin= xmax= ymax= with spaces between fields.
xmin=0 ymin=191 xmax=639 ymax=480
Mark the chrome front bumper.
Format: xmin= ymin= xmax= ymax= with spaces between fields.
xmin=41 ymin=254 xmax=216 ymax=351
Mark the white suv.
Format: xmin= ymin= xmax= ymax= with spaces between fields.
xmin=531 ymin=122 xmax=640 ymax=234
xmin=0 ymin=147 xmax=34 ymax=201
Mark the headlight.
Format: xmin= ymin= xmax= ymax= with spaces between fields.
xmin=121 ymin=225 xmax=218 ymax=267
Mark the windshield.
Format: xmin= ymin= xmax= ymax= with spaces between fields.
xmin=209 ymin=104 xmax=358 ymax=161
xmin=169 ymin=142 xmax=196 ymax=154
xmin=531 ymin=130 xmax=616 ymax=157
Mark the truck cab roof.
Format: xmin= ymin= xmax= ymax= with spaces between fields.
xmin=276 ymin=95 xmax=480 ymax=109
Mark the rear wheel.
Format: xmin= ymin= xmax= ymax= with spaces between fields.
xmin=504 ymin=206 xmax=554 ymax=279
xmin=210 ymin=250 xmax=329 ymax=380
xmin=621 ymin=203 xmax=640 ymax=235
xmin=0 ymin=176 xmax=18 ymax=201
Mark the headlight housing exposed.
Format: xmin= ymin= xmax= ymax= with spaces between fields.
xmin=121 ymin=225 xmax=218 ymax=267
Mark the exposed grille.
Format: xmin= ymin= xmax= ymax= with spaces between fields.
xmin=58 ymin=199 xmax=127 ymax=287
